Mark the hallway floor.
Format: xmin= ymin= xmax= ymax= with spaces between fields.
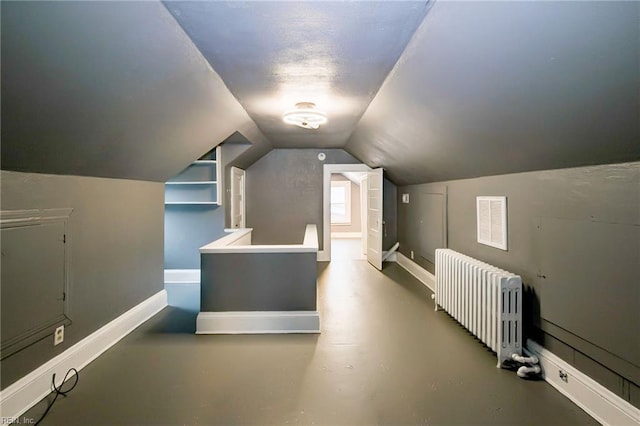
xmin=27 ymin=259 xmax=595 ymax=425
xmin=331 ymin=238 xmax=366 ymax=261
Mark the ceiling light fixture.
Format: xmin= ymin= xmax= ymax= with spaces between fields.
xmin=283 ymin=102 xmax=327 ymax=130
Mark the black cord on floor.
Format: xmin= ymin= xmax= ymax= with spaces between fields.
xmin=34 ymin=368 xmax=79 ymax=426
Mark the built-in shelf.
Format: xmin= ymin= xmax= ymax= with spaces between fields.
xmin=165 ymin=202 xmax=219 ymax=205
xmin=164 ymin=146 xmax=222 ymax=205
xmin=165 ymin=181 xmax=217 ymax=185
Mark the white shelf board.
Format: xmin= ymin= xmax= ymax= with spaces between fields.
xmin=193 ymin=160 xmax=217 ymax=164
xmin=165 ymin=181 xmax=217 ymax=185
xmin=165 ymin=201 xmax=219 ymax=205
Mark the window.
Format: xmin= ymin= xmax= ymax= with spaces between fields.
xmin=331 ymin=180 xmax=351 ymax=224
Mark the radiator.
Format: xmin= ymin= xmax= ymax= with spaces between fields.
xmin=435 ymin=249 xmax=522 ymax=367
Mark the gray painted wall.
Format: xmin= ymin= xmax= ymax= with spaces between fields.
xmin=164 ymin=205 xmax=226 ymax=270
xmin=383 ymin=177 xmax=398 ymax=252
xmin=330 ymin=174 xmax=361 ymax=234
xmin=201 ymin=252 xmax=317 ymax=311
xmin=1 ymin=1 xmax=272 ymax=183
xmin=0 ymin=171 xmax=164 ymax=389
xmin=246 ymin=149 xmax=360 ymax=249
xmin=397 ymin=162 xmax=640 ymax=406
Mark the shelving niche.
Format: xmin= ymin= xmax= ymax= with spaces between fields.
xmin=165 ymin=146 xmax=222 ymax=205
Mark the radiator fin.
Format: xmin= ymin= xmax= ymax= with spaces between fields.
xmin=435 ymin=249 xmax=523 ymax=367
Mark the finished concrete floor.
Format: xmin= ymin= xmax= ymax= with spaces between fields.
xmin=26 ymin=248 xmax=596 ymax=425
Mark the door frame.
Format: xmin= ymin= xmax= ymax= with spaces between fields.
xmin=321 ymin=163 xmax=371 ymax=261
xmin=230 ymin=166 xmax=246 ymax=228
xmin=366 ymin=168 xmax=384 ymax=270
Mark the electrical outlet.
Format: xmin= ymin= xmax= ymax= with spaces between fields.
xmin=402 ymin=193 xmax=410 ymax=204
xmin=54 ymin=325 xmax=64 ymax=346
xmin=559 ymin=370 xmax=568 ymax=383
xmin=410 ymin=250 xmax=415 ymax=260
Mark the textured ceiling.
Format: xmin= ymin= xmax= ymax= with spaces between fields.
xmin=1 ymin=1 xmax=272 ymax=182
xmin=346 ymin=1 xmax=640 ymax=185
xmin=2 ymin=1 xmax=638 ymax=185
xmin=165 ymin=1 xmax=431 ymax=148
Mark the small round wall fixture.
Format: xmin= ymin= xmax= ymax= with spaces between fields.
xmin=317 ymin=152 xmax=326 ymax=161
xmin=283 ymin=102 xmax=327 ymax=130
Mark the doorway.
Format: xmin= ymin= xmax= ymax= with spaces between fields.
xmin=230 ymin=166 xmax=246 ymax=229
xmin=330 ymin=172 xmax=367 ymax=260
xmin=321 ymin=164 xmax=371 ymax=261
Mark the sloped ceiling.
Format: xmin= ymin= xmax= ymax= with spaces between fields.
xmin=2 ymin=1 xmax=638 ymax=185
xmin=346 ymin=1 xmax=640 ymax=185
xmin=164 ymin=1 xmax=431 ymax=148
xmin=1 ymin=1 xmax=271 ymax=182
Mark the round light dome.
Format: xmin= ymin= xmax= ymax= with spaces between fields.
xmin=283 ymin=102 xmax=327 ymax=130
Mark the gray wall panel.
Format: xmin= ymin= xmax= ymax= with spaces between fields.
xmin=417 ymin=192 xmax=446 ymax=265
xmin=164 ymin=205 xmax=226 ymax=269
xmin=397 ymin=161 xmax=640 ymax=401
xmin=631 ymin=381 xmax=640 ymax=408
xmin=246 ymin=149 xmax=360 ymax=249
xmin=0 ymin=170 xmax=164 ymax=389
xmin=201 ymin=253 xmax=317 ymax=312
xmin=397 ymin=184 xmax=448 ymax=273
xmin=382 ymin=178 xmax=397 ymax=251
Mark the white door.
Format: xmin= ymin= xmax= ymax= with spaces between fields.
xmin=361 ymin=176 xmax=368 ymax=255
xmin=366 ymin=168 xmax=383 ymax=270
xmin=230 ymin=167 xmax=246 ymax=228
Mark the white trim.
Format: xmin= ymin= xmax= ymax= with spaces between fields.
xmin=0 ymin=290 xmax=167 ymax=420
xmin=331 ymin=232 xmax=362 ymax=239
xmin=199 ymin=228 xmax=253 ymax=251
xmin=164 ymin=269 xmax=200 ymax=284
xmin=396 ymin=252 xmax=435 ymax=292
xmin=200 ymin=224 xmax=318 ymax=254
xmin=317 ymin=250 xmax=330 ymax=261
xmin=196 ymin=311 xmax=320 ymax=334
xmin=323 ymin=164 xmax=372 ymax=263
xmin=230 ymin=166 xmax=246 ymax=229
xmin=215 ymin=146 xmax=223 ymax=205
xmin=526 ymin=340 xmax=640 ymax=426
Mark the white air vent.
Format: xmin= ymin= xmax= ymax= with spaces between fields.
xmin=476 ymin=196 xmax=507 ymax=250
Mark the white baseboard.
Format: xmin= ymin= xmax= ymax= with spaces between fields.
xmin=196 ymin=311 xmax=320 ymax=334
xmin=330 ymin=232 xmax=362 ymax=239
xmin=164 ymin=269 xmax=200 ymax=284
xmin=0 ymin=290 xmax=167 ymax=419
xmin=396 ymin=252 xmax=435 ymax=292
xmin=526 ymin=340 xmax=640 ymax=426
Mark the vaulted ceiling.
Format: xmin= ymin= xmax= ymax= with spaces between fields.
xmin=2 ymin=1 xmax=639 ymax=184
xmin=165 ymin=1 xmax=430 ymax=149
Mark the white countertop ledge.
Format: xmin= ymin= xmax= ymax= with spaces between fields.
xmin=200 ymin=224 xmax=318 ymax=254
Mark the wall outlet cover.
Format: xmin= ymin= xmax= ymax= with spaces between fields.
xmin=402 ymin=193 xmax=410 ymax=203
xmin=54 ymin=325 xmax=64 ymax=346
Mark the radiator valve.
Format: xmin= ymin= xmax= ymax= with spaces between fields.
xmin=511 ymin=353 xmax=541 ymax=379
xmin=511 ymin=353 xmax=539 ymax=365
xmin=517 ymin=365 xmax=541 ymax=378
